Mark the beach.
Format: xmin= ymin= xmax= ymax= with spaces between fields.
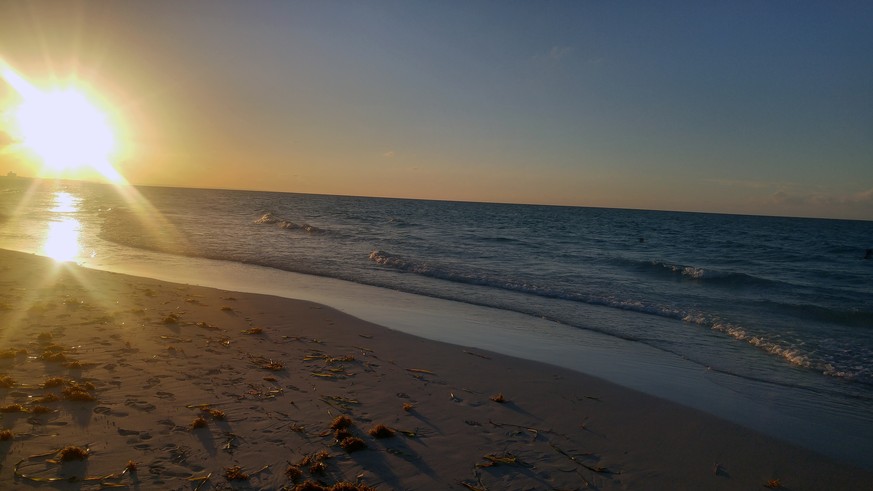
xmin=1 ymin=248 xmax=870 ymax=490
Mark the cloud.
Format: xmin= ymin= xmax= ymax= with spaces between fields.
xmin=705 ymin=178 xmax=778 ymax=190
xmin=849 ymin=187 xmax=873 ymax=204
xmin=533 ymin=45 xmax=574 ymax=63
xmin=707 ymin=178 xmax=872 ymax=219
xmin=548 ymin=46 xmax=573 ymax=61
xmin=382 ymin=150 xmax=395 ymax=158
xmin=768 ymin=190 xmax=805 ymax=206
xmin=768 ymin=188 xmax=873 ymax=207
xmin=763 ymin=188 xmax=873 ymax=220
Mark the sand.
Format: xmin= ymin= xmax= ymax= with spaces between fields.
xmin=0 ymin=248 xmax=870 ymax=490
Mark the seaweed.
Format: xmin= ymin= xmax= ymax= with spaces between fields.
xmin=224 ymin=465 xmax=248 ymax=480
xmin=62 ymin=384 xmax=96 ymax=402
xmin=57 ymin=446 xmax=89 ymax=461
xmin=285 ymin=464 xmax=303 ymax=481
xmin=329 ymin=415 xmax=352 ymax=430
xmin=43 ymin=377 xmax=68 ymax=388
xmin=339 ymin=437 xmax=366 ymax=453
xmin=190 ymin=416 xmax=208 ymax=429
xmin=367 ymin=424 xmax=395 ymax=439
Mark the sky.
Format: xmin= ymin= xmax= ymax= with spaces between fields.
xmin=0 ymin=1 xmax=871 ymax=220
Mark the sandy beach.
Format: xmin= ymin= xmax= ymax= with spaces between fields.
xmin=0 ymin=248 xmax=870 ymax=490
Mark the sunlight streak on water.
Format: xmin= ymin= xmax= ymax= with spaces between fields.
xmin=43 ymin=218 xmax=81 ymax=262
xmin=50 ymin=191 xmax=80 ymax=213
xmin=43 ymin=191 xmax=82 ymax=261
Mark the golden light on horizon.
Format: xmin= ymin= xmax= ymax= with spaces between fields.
xmin=1 ymin=61 xmax=126 ymax=184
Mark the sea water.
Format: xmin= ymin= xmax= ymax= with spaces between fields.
xmin=2 ymin=177 xmax=872 ymax=467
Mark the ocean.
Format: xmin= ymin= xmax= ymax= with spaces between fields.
xmin=2 ymin=177 xmax=873 ymax=465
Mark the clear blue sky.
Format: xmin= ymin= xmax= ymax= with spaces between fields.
xmin=1 ymin=1 xmax=872 ymax=219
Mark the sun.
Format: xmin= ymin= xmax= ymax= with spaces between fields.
xmin=15 ymin=88 xmax=115 ymax=171
xmin=1 ymin=62 xmax=125 ymax=183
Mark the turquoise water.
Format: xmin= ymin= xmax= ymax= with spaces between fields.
xmin=2 ymin=177 xmax=872 ymax=466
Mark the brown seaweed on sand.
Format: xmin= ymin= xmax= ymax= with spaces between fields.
xmin=489 ymin=393 xmax=506 ymax=403
xmin=330 ymin=415 xmax=352 ymax=430
xmin=285 ymin=464 xmax=303 ymax=481
xmin=475 ymin=452 xmax=531 ymax=468
xmin=339 ymin=436 xmax=366 ymax=453
xmin=224 ymin=465 xmax=248 ymax=480
xmin=57 ymin=446 xmax=90 ymax=461
xmin=367 ymin=424 xmax=395 ymax=439
xmin=58 ymin=381 xmax=96 ymax=402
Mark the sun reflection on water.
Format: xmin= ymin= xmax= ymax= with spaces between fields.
xmin=43 ymin=191 xmax=82 ymax=262
xmin=44 ymin=218 xmax=81 ymax=262
xmin=50 ymin=191 xmax=80 ymax=213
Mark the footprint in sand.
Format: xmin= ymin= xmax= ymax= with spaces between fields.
xmin=124 ymin=398 xmax=156 ymax=412
xmin=144 ymin=376 xmax=162 ymax=389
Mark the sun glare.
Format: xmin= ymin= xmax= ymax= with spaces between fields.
xmin=44 ymin=218 xmax=82 ymax=262
xmin=15 ymin=89 xmax=115 ymax=167
xmin=1 ymin=61 xmax=125 ymax=183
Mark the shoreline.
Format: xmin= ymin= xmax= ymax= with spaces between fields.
xmin=68 ymin=243 xmax=873 ymax=468
xmin=1 ymin=248 xmax=871 ymax=489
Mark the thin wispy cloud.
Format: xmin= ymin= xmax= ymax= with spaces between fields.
xmin=705 ymin=178 xmax=785 ymax=190
xmin=708 ymin=178 xmax=872 ymax=218
xmin=548 ymin=45 xmax=573 ymax=61
xmin=770 ymin=187 xmax=873 ymax=206
xmin=533 ymin=45 xmax=574 ymax=63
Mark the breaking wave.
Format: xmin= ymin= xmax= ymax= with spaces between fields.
xmin=254 ymin=213 xmax=324 ymax=234
xmin=369 ymin=249 xmax=872 ymax=385
xmin=619 ymin=258 xmax=779 ymax=288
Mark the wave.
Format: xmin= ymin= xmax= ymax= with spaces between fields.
xmin=368 ymin=249 xmax=872 ymax=385
xmin=754 ymin=300 xmax=873 ymax=328
xmin=704 ymin=319 xmax=871 ymax=384
xmin=387 ymin=217 xmax=418 ymax=228
xmin=368 ymin=250 xmax=867 ymax=331
xmin=367 ymin=251 xmax=723 ymax=326
xmin=616 ymin=258 xmax=779 ymax=288
xmin=704 ymin=319 xmax=813 ymax=369
xmin=254 ymin=213 xmax=324 ymax=234
xmin=476 ymin=235 xmax=525 ymax=245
